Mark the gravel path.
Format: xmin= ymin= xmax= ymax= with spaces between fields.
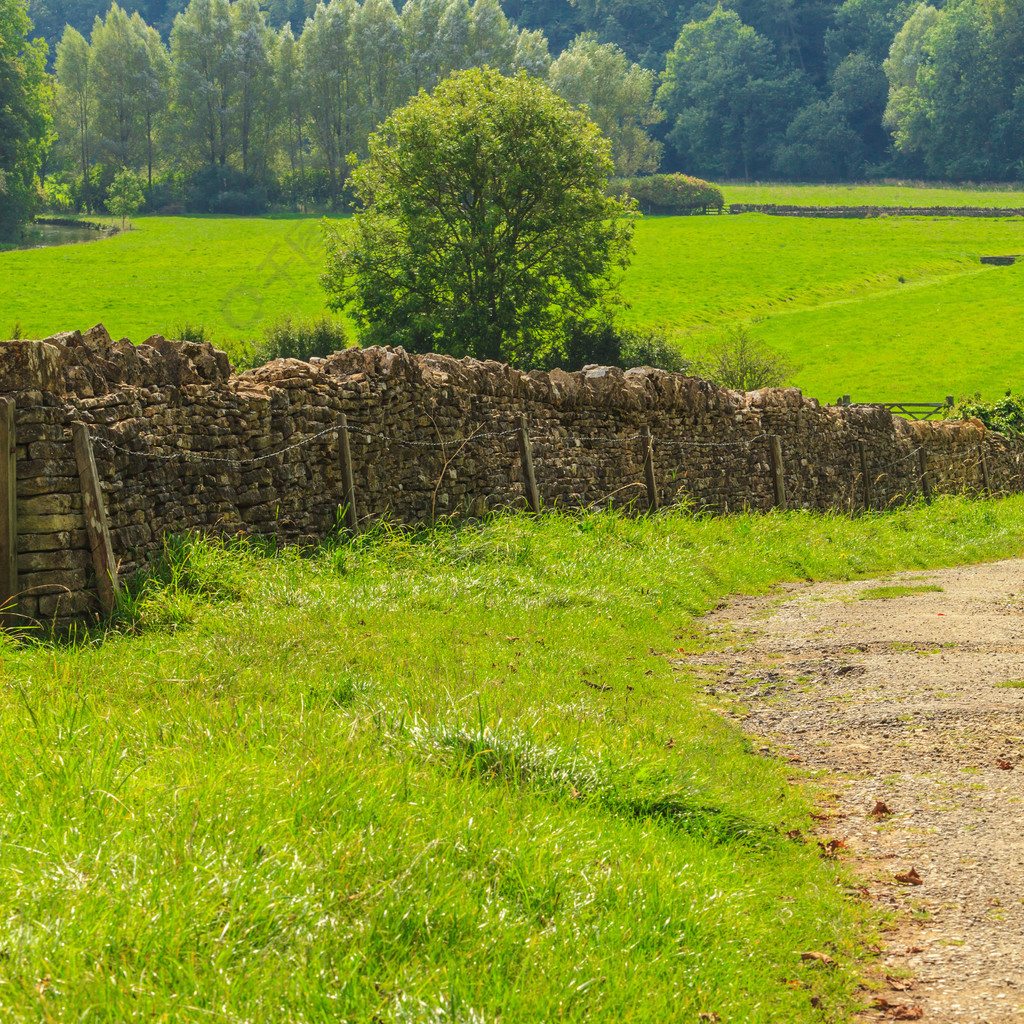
xmin=681 ymin=559 xmax=1024 ymax=1023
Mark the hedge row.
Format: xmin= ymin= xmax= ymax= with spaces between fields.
xmin=607 ymin=174 xmax=724 ymax=215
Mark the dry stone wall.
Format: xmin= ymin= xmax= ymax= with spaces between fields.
xmin=728 ymin=204 xmax=1024 ymax=218
xmin=1 ymin=325 xmax=1021 ymax=631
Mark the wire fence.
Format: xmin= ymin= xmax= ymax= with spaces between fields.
xmin=90 ymin=421 xmax=779 ymax=467
xmin=81 ymin=413 xmax=1019 ymax=522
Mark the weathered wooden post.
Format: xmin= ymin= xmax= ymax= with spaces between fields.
xmin=917 ymin=447 xmax=933 ymax=503
xmin=980 ymin=447 xmax=992 ymax=496
xmin=641 ymin=425 xmax=659 ymax=513
xmin=72 ymin=422 xmax=119 ymax=616
xmin=0 ymin=398 xmax=16 ymax=625
xmin=769 ymin=435 xmax=787 ymax=509
xmin=337 ymin=413 xmax=359 ymax=532
xmin=858 ymin=440 xmax=872 ymax=510
xmin=517 ymin=414 xmax=541 ymax=514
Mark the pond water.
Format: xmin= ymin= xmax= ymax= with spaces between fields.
xmin=6 ymin=222 xmax=110 ymax=250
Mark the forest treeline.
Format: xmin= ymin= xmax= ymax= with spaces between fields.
xmin=3 ymin=0 xmax=1024 ymax=235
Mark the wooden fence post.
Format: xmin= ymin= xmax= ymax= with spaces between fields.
xmin=917 ymin=447 xmax=933 ymax=503
xmin=858 ymin=440 xmax=872 ymax=510
xmin=0 ymin=399 xmax=16 ymax=625
xmin=980 ymin=447 xmax=992 ymax=496
xmin=769 ymin=435 xmax=787 ymax=509
xmin=641 ymin=425 xmax=659 ymax=513
xmin=72 ymin=422 xmax=119 ymax=615
xmin=517 ymin=414 xmax=541 ymax=514
xmin=337 ymin=413 xmax=359 ymax=532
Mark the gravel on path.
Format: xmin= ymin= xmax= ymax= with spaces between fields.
xmin=679 ymin=559 xmax=1024 ymax=1024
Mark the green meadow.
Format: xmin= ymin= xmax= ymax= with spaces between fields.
xmin=4 ymin=496 xmax=1024 ymax=1020
xmin=1 ymin=214 xmax=328 ymax=345
xmin=618 ymin=213 xmax=1024 ymax=403
xmin=721 ymin=182 xmax=1024 ymax=207
xmin=2 ymin=186 xmax=1023 ymax=402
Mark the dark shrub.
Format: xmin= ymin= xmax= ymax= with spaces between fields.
xmin=185 ymin=166 xmax=269 ymax=215
xmin=239 ymin=314 xmax=349 ymax=368
xmin=607 ymin=174 xmax=724 ymax=214
xmin=547 ymin=320 xmax=692 ymax=374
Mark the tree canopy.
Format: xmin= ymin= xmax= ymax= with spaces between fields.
xmin=658 ymin=7 xmax=810 ymax=179
xmin=883 ymin=0 xmax=1024 ymax=179
xmin=0 ymin=0 xmax=50 ymax=239
xmin=321 ymin=68 xmax=635 ymax=369
xmin=548 ymin=34 xmax=663 ymax=176
xmin=28 ymin=0 xmax=1024 ymax=213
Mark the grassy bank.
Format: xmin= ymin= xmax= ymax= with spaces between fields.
xmin=3 ymin=496 xmax=1024 ymax=1021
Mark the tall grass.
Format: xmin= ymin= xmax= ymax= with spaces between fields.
xmin=2 ymin=496 xmax=1024 ymax=1020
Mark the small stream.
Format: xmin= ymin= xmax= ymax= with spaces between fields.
xmin=4 ymin=221 xmax=115 ymax=251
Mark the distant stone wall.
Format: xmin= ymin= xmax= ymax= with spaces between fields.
xmin=728 ymin=204 xmax=1024 ymax=218
xmin=1 ymin=326 xmax=1020 ymax=630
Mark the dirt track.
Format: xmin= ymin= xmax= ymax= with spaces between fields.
xmin=682 ymin=559 xmax=1024 ymax=1023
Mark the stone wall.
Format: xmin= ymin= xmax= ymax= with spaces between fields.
xmin=1 ymin=325 xmax=1021 ymax=630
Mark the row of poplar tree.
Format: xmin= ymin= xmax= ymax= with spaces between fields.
xmin=49 ymin=0 xmax=663 ymax=213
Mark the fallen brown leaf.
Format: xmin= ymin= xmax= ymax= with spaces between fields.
xmin=885 ymin=976 xmax=912 ymax=991
xmin=799 ymin=951 xmax=836 ymax=967
xmin=905 ymin=946 xmax=925 ymax=954
xmin=871 ymin=800 xmax=893 ymax=817
xmin=786 ymin=829 xmax=803 ymax=840
xmin=698 ymin=1014 xmax=721 ymax=1022
xmin=997 ymin=758 xmax=1014 ymax=770
xmin=818 ymin=838 xmax=848 ymax=859
xmin=895 ymin=867 xmax=923 ymax=885
xmin=890 ymin=1007 xmax=923 ymax=1020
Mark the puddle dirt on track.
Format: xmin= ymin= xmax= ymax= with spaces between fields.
xmin=680 ymin=559 xmax=1024 ymax=1023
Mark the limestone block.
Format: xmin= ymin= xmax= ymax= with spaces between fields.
xmin=0 ymin=341 xmax=65 ymax=393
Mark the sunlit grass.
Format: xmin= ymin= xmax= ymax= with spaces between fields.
xmin=2 ymin=495 xmax=1024 ymax=1020
xmin=721 ymin=182 xmax=1024 ymax=208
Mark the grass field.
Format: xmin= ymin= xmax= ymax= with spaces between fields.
xmin=4 ymin=496 xmax=1024 ymax=1020
xmin=2 ymin=186 xmax=1024 ymax=402
xmin=617 ymin=214 xmax=1024 ymax=403
xmin=721 ymin=182 xmax=1024 ymax=207
xmin=1 ymin=214 xmax=328 ymax=346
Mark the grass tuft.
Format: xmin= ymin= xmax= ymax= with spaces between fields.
xmin=858 ymin=584 xmax=945 ymax=600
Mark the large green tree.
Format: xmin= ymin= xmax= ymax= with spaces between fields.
xmin=0 ymin=0 xmax=50 ymax=239
xmin=548 ymin=34 xmax=663 ymax=176
xmin=882 ymin=0 xmax=1024 ymax=178
xmin=658 ymin=7 xmax=810 ymax=180
xmin=90 ymin=3 xmax=149 ymax=169
xmin=321 ymin=68 xmax=635 ymax=368
xmin=53 ymin=24 xmax=93 ymax=208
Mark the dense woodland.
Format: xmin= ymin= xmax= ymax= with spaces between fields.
xmin=2 ymin=0 xmax=1024 ymax=236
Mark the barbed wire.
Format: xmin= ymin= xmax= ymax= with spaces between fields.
xmin=347 ymin=425 xmax=520 ymax=448
xmin=656 ymin=432 xmax=772 ymax=450
xmin=91 ymin=425 xmax=342 ymax=466
xmin=86 ymin=420 xmax=939 ymax=480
